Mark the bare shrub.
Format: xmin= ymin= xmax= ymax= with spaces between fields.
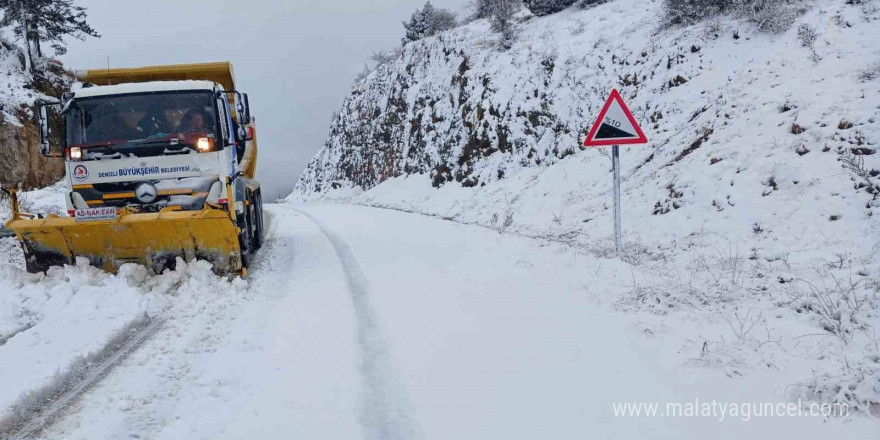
xmin=724 ymin=308 xmax=763 ymax=342
xmin=569 ymin=18 xmax=587 ymax=36
xmin=858 ymin=61 xmax=880 ymax=82
xmin=790 ymin=366 xmax=879 ymax=416
xmin=496 ymin=192 xmax=519 ymax=232
xmin=352 ymin=63 xmax=373 ymax=85
xmin=838 ymin=149 xmax=880 ymax=199
xmin=523 ymin=0 xmax=578 ymax=16
xmin=663 ymin=0 xmax=732 ymax=26
xmin=577 ymin=0 xmax=611 ymax=9
xmin=662 ymin=0 xmax=809 ymax=33
xmin=797 ymin=23 xmax=821 ymax=62
xmin=370 ymin=47 xmax=403 ymax=67
xmin=617 ymin=282 xmax=710 ymax=314
xmin=503 ymin=210 xmax=514 ymax=229
xmin=792 ymin=273 xmax=872 ymax=344
xmin=737 ymin=0 xmax=809 ymax=32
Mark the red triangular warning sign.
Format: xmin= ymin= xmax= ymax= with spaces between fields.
xmin=583 ymin=89 xmax=648 ymax=147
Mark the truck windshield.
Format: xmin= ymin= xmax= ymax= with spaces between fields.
xmin=66 ymin=91 xmax=217 ymax=148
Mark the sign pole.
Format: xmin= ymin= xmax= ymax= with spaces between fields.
xmin=612 ymin=144 xmax=622 ymax=253
xmin=582 ymin=89 xmax=647 ymax=255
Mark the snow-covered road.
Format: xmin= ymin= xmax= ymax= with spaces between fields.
xmin=15 ymin=203 xmax=876 ymax=439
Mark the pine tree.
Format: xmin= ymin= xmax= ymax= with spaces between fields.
xmin=402 ymin=1 xmax=457 ymax=45
xmin=0 ymin=0 xmax=99 ymax=73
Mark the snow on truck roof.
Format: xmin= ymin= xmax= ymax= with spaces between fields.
xmin=73 ymin=80 xmax=216 ymax=99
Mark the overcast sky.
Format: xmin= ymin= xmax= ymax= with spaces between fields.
xmin=60 ymin=0 xmax=469 ymax=200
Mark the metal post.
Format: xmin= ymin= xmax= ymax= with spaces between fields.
xmin=10 ymin=188 xmax=20 ymax=220
xmin=612 ymin=145 xmax=622 ymax=253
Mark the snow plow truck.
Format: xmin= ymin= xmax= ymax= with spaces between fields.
xmin=3 ymin=62 xmax=264 ymax=276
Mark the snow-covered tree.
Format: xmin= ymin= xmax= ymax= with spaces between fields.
xmin=488 ymin=0 xmax=519 ymax=50
xmin=523 ymin=0 xmax=578 ymax=16
xmin=402 ymin=1 xmax=458 ymax=44
xmin=0 ymin=0 xmax=99 ymax=73
xmin=469 ymin=0 xmax=494 ymax=19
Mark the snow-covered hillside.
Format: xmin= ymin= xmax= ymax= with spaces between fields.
xmin=295 ymin=0 xmax=880 ymax=416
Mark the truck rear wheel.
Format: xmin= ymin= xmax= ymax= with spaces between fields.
xmin=253 ymin=192 xmax=264 ymax=250
xmin=237 ymin=205 xmax=252 ymax=270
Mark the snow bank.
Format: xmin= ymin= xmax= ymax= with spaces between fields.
xmin=0 ymin=245 xmax=246 ymax=428
xmin=0 ymin=181 xmax=68 ymax=224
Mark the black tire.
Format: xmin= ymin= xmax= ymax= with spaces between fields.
xmin=23 ymin=249 xmax=65 ymax=274
xmin=25 ymin=255 xmax=47 ymax=274
xmin=237 ymin=204 xmax=251 ymax=270
xmin=253 ymin=193 xmax=265 ymax=250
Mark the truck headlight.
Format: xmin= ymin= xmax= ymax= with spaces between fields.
xmin=196 ymin=137 xmax=214 ymax=152
xmin=69 ymin=147 xmax=82 ymax=160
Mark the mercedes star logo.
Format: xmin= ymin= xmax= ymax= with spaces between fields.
xmin=135 ymin=183 xmax=158 ymax=204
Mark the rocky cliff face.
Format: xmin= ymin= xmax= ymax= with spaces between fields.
xmin=0 ymin=116 xmax=64 ymax=189
xmin=0 ymin=42 xmax=69 ymax=190
xmin=295 ymin=24 xmax=580 ymax=195
xmin=295 ymin=0 xmax=879 ymax=202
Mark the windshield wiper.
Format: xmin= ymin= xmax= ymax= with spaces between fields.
xmin=120 ymin=137 xmax=173 ymax=148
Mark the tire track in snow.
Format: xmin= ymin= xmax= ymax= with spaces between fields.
xmin=31 ymin=211 xmax=281 ymax=440
xmin=0 ymin=317 xmax=162 ymax=440
xmin=292 ymin=207 xmax=421 ymax=440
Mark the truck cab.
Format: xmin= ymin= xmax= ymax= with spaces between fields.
xmin=60 ymin=80 xmax=247 ymax=216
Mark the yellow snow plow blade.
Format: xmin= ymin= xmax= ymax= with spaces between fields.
xmin=5 ymin=206 xmax=243 ymax=276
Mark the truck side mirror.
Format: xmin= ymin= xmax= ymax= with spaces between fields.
xmin=222 ymin=91 xmax=252 ymax=126
xmin=37 ymin=103 xmax=64 ymax=158
xmin=237 ymin=125 xmax=254 ymax=141
xmin=38 ymin=105 xmax=51 ymax=156
xmin=215 ymin=93 xmax=231 ymax=144
xmin=240 ymin=93 xmax=251 ymax=125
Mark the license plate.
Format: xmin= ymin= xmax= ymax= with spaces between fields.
xmin=75 ymin=207 xmax=118 ymax=222
xmin=133 ymin=204 xmax=167 ymax=214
